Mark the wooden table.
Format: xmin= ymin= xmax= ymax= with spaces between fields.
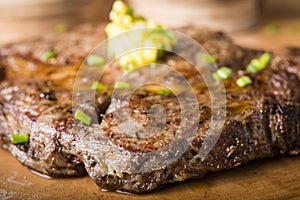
xmin=1 ymin=148 xmax=300 ymax=200
xmin=1 ymin=17 xmax=300 ymax=200
xmin=230 ymin=16 xmax=300 ymax=51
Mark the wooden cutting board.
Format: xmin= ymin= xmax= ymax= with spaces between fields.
xmin=1 ymin=17 xmax=300 ymax=200
xmin=1 ymin=148 xmax=300 ymax=200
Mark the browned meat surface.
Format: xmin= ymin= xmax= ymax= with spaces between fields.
xmin=0 ymin=24 xmax=113 ymax=176
xmin=77 ymin=51 xmax=300 ymax=193
xmin=0 ymin=24 xmax=299 ymax=192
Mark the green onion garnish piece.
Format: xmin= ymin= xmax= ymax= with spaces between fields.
xmin=213 ymin=66 xmax=232 ymax=81
xmin=126 ymin=6 xmax=134 ymax=17
xmin=213 ymin=72 xmax=222 ymax=81
xmin=114 ymin=81 xmax=132 ymax=89
xmin=246 ymin=64 xmax=258 ymax=73
xmin=246 ymin=53 xmax=272 ymax=72
xmin=158 ymin=88 xmax=172 ymax=96
xmin=246 ymin=59 xmax=261 ymax=73
xmin=236 ymin=76 xmax=252 ymax=87
xmin=75 ymin=109 xmax=92 ymax=126
xmin=11 ymin=134 xmax=29 ymax=144
xmin=201 ymin=54 xmax=217 ymax=64
xmin=217 ymin=66 xmax=232 ymax=79
xmin=41 ymin=50 xmax=56 ymax=61
xmin=55 ymin=23 xmax=67 ymax=33
xmin=91 ymin=82 xmax=106 ymax=91
xmin=265 ymin=24 xmax=281 ymax=35
xmin=250 ymin=59 xmax=261 ymax=68
xmin=87 ymin=55 xmax=106 ymax=66
xmin=259 ymin=53 xmax=271 ymax=67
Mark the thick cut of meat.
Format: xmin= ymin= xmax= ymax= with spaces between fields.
xmin=0 ymin=80 xmax=111 ymax=176
xmin=0 ymin=25 xmax=248 ymax=177
xmin=77 ymin=54 xmax=300 ymax=193
xmin=0 ymin=24 xmax=299 ymax=192
xmin=0 ymin=81 xmax=83 ymax=176
xmin=0 ymin=24 xmax=113 ymax=176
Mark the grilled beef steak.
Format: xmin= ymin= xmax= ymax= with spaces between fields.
xmin=0 ymin=24 xmax=299 ymax=192
xmin=74 ymin=46 xmax=300 ymax=192
xmin=0 ymin=24 xmax=113 ymax=176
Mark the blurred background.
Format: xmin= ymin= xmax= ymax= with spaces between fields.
xmin=0 ymin=0 xmax=300 ymax=49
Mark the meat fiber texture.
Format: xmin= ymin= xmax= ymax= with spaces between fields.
xmin=0 ymin=24 xmax=299 ymax=193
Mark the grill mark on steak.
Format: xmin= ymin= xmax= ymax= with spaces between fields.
xmin=0 ymin=24 xmax=299 ymax=192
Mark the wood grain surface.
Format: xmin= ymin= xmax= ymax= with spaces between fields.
xmin=1 ymin=148 xmax=300 ymax=200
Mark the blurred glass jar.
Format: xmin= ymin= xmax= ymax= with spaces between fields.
xmin=126 ymin=0 xmax=260 ymax=32
xmin=0 ymin=0 xmax=114 ymax=44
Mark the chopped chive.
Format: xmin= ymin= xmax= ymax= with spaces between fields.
xmin=213 ymin=72 xmax=222 ymax=81
xmin=251 ymin=58 xmax=260 ymax=67
xmin=158 ymin=88 xmax=172 ymax=96
xmin=246 ymin=64 xmax=258 ymax=72
xmin=11 ymin=134 xmax=29 ymax=144
xmin=259 ymin=53 xmax=271 ymax=67
xmin=217 ymin=66 xmax=232 ymax=79
xmin=126 ymin=6 xmax=134 ymax=17
xmin=87 ymin=55 xmax=106 ymax=66
xmin=213 ymin=66 xmax=232 ymax=81
xmin=114 ymin=81 xmax=132 ymax=89
xmin=55 ymin=23 xmax=67 ymax=33
xmin=265 ymin=24 xmax=280 ymax=35
xmin=246 ymin=53 xmax=272 ymax=72
xmin=201 ymin=54 xmax=217 ymax=64
xmin=236 ymin=76 xmax=252 ymax=87
xmin=91 ymin=82 xmax=106 ymax=91
xmin=41 ymin=50 xmax=56 ymax=61
xmin=75 ymin=109 xmax=91 ymax=126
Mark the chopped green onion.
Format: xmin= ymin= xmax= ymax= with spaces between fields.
xmin=246 ymin=64 xmax=258 ymax=73
xmin=158 ymin=88 xmax=172 ymax=96
xmin=126 ymin=6 xmax=134 ymax=17
xmin=213 ymin=66 xmax=232 ymax=81
xmin=91 ymin=82 xmax=106 ymax=91
xmin=246 ymin=59 xmax=260 ymax=73
xmin=201 ymin=54 xmax=217 ymax=64
xmin=259 ymin=53 xmax=271 ymax=66
xmin=87 ymin=55 xmax=106 ymax=66
xmin=213 ymin=72 xmax=222 ymax=81
xmin=236 ymin=76 xmax=252 ymax=87
xmin=41 ymin=50 xmax=56 ymax=61
xmin=218 ymin=66 xmax=232 ymax=79
xmin=75 ymin=109 xmax=91 ymax=126
xmin=55 ymin=23 xmax=67 ymax=33
xmin=246 ymin=53 xmax=272 ymax=72
xmin=11 ymin=134 xmax=29 ymax=144
xmin=250 ymin=59 xmax=261 ymax=68
xmin=265 ymin=24 xmax=281 ymax=35
xmin=114 ymin=81 xmax=132 ymax=89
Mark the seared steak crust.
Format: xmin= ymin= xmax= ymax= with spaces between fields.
xmin=0 ymin=24 xmax=110 ymax=176
xmin=0 ymin=81 xmax=85 ymax=176
xmin=79 ymin=56 xmax=300 ymax=193
xmin=0 ymin=24 xmax=299 ymax=192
